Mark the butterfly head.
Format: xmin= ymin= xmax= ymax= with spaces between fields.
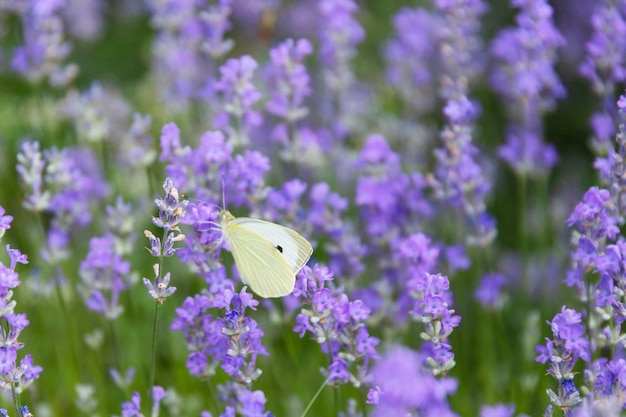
xmin=219 ymin=209 xmax=235 ymax=228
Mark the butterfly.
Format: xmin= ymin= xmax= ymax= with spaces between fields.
xmin=218 ymin=210 xmax=313 ymax=298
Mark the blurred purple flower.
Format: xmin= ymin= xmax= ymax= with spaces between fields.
xmin=491 ymin=0 xmax=565 ymax=109
xmin=580 ymin=2 xmax=626 ymax=155
xmin=356 ymin=134 xmax=433 ymax=240
xmin=265 ymin=38 xmax=314 ymax=161
xmin=498 ymin=130 xmax=558 ymax=176
xmin=11 ymin=0 xmax=78 ymax=86
xmin=121 ymin=387 xmax=167 ymax=417
xmin=17 ymin=141 xmax=109 ymax=266
xmin=159 ymin=123 xmax=269 ymax=208
xmin=475 ymin=273 xmax=508 ymax=310
xmin=79 ymin=234 xmax=130 ymax=319
xmin=567 ymin=187 xmax=618 ymax=254
xmin=317 ymin=0 xmax=365 ymax=138
xmin=214 ymin=55 xmax=263 ymax=147
xmin=369 ymin=345 xmax=458 ymax=417
xmin=266 ymin=38 xmax=312 ymax=123
xmin=0 ymin=208 xmax=12 ymax=241
xmin=16 ymin=141 xmax=51 ymax=212
xmin=57 ymin=83 xmax=156 ymax=172
xmin=491 ymin=0 xmax=564 ymax=176
xmin=384 ymin=7 xmax=440 ymax=113
xmin=430 ymin=109 xmax=496 ymax=246
xmin=436 ymin=0 xmax=487 ymax=100
xmin=61 ymin=0 xmax=106 ymax=41
xmin=480 ymin=403 xmax=516 ymax=417
xmin=148 ymin=0 xmax=233 ymax=110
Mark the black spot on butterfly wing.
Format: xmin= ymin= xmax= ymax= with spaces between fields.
xmin=275 ymin=244 xmax=283 ymax=253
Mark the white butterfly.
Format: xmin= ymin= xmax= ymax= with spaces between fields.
xmin=218 ymin=210 xmax=313 ymax=298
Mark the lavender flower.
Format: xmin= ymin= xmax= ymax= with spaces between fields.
xmin=430 ymin=0 xmax=495 ymax=247
xmin=0 ymin=207 xmax=13 ymax=241
xmin=435 ymin=0 xmax=487 ymax=99
xmin=491 ymin=0 xmax=564 ymax=176
xmin=214 ymin=288 xmax=266 ymax=384
xmin=61 ymin=0 xmax=105 ymax=41
xmin=143 ymin=178 xmax=187 ymax=303
xmin=265 ymin=38 xmax=314 ymax=162
xmin=16 ymin=141 xmax=51 ymax=213
xmin=57 ymin=83 xmax=131 ymax=143
xmin=42 ymin=145 xmax=109 ymax=227
xmin=368 ymin=345 xmax=458 ymax=417
xmin=16 ymin=141 xmax=109 ymax=266
xmin=148 ymin=0 xmax=233 ymax=110
xmin=159 ymin=123 xmax=269 ymax=207
xmin=356 ymin=134 xmax=432 ymax=242
xmin=0 ymin=208 xmax=42 ymax=401
xmin=266 ymin=38 xmax=312 ymax=125
xmin=536 ymin=307 xmax=589 ymax=411
xmin=105 ymin=196 xmax=139 ymax=256
xmin=171 ymin=287 xmax=271 ymax=414
xmin=409 ymin=273 xmax=460 ymax=375
xmin=429 ymin=96 xmax=496 ymax=246
xmin=317 ymin=0 xmax=365 ymax=138
xmin=480 ymin=404 xmax=517 ymax=417
xmin=213 ymin=55 xmax=262 ymax=147
xmin=293 ymin=264 xmax=379 ymax=389
xmin=11 ymin=0 xmax=78 ymax=86
xmin=384 ymin=7 xmax=440 ymax=113
xmin=57 ymin=84 xmax=155 ymax=172
xmin=595 ymin=94 xmax=626 ymax=205
xmin=475 ymin=273 xmax=508 ymax=310
xmin=78 ymin=234 xmax=130 ymax=319
xmin=565 ymin=186 xmax=618 ymax=293
xmin=580 ymin=1 xmax=626 ymax=155
xmin=121 ymin=386 xmax=167 ymax=417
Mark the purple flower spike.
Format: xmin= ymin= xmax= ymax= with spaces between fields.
xmin=491 ymin=0 xmax=564 ymax=177
xmin=0 ymin=218 xmax=42 ymax=396
xmin=475 ymin=273 xmax=508 ymax=310
xmin=79 ymin=234 xmax=130 ymax=319
xmin=429 ymin=0 xmax=496 ymax=247
xmin=536 ymin=307 xmax=588 ymax=411
xmin=408 ymin=272 xmax=460 ymax=375
xmin=214 ymin=55 xmax=263 ymax=147
xmin=266 ymin=38 xmax=312 ymax=123
xmin=11 ymin=0 xmax=78 ymax=86
xmin=580 ymin=2 xmax=626 ymax=155
xmin=369 ymin=345 xmax=458 ymax=417
xmin=265 ymin=38 xmax=315 ymax=162
xmin=384 ymin=7 xmax=440 ymax=112
xmin=171 ymin=285 xmax=270 ymax=414
xmin=317 ymin=0 xmax=365 ymax=138
xmin=480 ymin=404 xmax=516 ymax=417
xmin=294 ymin=264 xmax=379 ymax=389
xmin=148 ymin=0 xmax=233 ymax=110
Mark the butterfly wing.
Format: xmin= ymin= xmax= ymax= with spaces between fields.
xmin=231 ymin=217 xmax=313 ymax=272
xmin=226 ymin=218 xmax=313 ymax=298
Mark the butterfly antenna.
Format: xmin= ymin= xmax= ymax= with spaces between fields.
xmin=221 ymin=174 xmax=226 ymax=210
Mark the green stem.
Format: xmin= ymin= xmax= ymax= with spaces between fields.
xmin=298 ymin=377 xmax=330 ymax=417
xmin=517 ymin=173 xmax=529 ymax=284
xmin=148 ymin=301 xmax=161 ymax=405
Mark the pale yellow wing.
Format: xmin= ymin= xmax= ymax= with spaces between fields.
xmin=225 ymin=218 xmax=312 ymax=298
